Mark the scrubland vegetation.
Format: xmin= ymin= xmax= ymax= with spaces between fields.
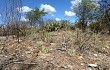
xmin=0 ymin=0 xmax=110 ymax=70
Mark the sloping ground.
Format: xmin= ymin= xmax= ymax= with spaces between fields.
xmin=0 ymin=31 xmax=110 ymax=70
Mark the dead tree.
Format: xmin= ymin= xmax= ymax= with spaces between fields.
xmin=0 ymin=0 xmax=22 ymax=43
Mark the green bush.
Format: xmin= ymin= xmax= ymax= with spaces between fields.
xmin=59 ymin=20 xmax=71 ymax=30
xmin=36 ymin=41 xmax=44 ymax=47
xmin=44 ymin=20 xmax=60 ymax=32
xmin=31 ymin=26 xmax=40 ymax=33
xmin=89 ymin=22 xmax=101 ymax=33
xmin=41 ymin=46 xmax=49 ymax=54
xmin=31 ymin=33 xmax=38 ymax=40
xmin=44 ymin=20 xmax=71 ymax=32
xmin=74 ymin=22 xmax=86 ymax=30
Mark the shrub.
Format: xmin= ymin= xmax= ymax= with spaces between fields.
xmin=37 ymin=41 xmax=44 ymax=47
xmin=44 ymin=20 xmax=71 ymax=32
xmin=59 ymin=20 xmax=71 ymax=30
xmin=31 ymin=26 xmax=40 ymax=33
xmin=31 ymin=33 xmax=38 ymax=40
xmin=74 ymin=22 xmax=86 ymax=29
xmin=67 ymin=49 xmax=76 ymax=56
xmin=70 ymin=25 xmax=75 ymax=30
xmin=44 ymin=20 xmax=60 ymax=32
xmin=41 ymin=46 xmax=49 ymax=54
xmin=89 ymin=22 xmax=100 ymax=33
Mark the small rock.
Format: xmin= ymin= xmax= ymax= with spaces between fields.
xmin=88 ymin=64 xmax=98 ymax=68
xmin=26 ymin=54 xmax=33 ymax=58
xmin=77 ymin=55 xmax=83 ymax=60
xmin=50 ymin=43 xmax=56 ymax=46
xmin=81 ymin=63 xmax=84 ymax=66
xmin=106 ymin=46 xmax=109 ymax=49
xmin=87 ymin=68 xmax=92 ymax=70
xmin=93 ymin=54 xmax=98 ymax=57
xmin=43 ymin=42 xmax=49 ymax=46
xmin=67 ymin=65 xmax=73 ymax=70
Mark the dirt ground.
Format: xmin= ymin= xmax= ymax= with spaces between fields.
xmin=0 ymin=31 xmax=110 ymax=70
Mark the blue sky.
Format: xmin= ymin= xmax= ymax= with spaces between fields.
xmin=23 ymin=0 xmax=109 ymax=22
xmin=0 ymin=0 xmax=103 ymax=24
xmin=21 ymin=0 xmax=77 ymax=22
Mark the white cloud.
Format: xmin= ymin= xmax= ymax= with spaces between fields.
xmin=92 ymin=0 xmax=100 ymax=2
xmin=40 ymin=4 xmax=56 ymax=14
xmin=20 ymin=16 xmax=29 ymax=21
xmin=51 ymin=14 xmax=55 ymax=17
xmin=55 ymin=18 xmax=61 ymax=21
xmin=65 ymin=11 xmax=75 ymax=17
xmin=17 ymin=6 xmax=32 ymax=13
xmin=71 ymin=0 xmax=100 ymax=6
xmin=70 ymin=0 xmax=100 ymax=9
xmin=70 ymin=0 xmax=82 ymax=9
xmin=71 ymin=0 xmax=81 ymax=6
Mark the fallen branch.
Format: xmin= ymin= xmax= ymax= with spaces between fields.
xmin=13 ymin=62 xmax=38 ymax=65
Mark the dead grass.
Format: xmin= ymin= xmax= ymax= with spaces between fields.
xmin=0 ymin=30 xmax=110 ymax=70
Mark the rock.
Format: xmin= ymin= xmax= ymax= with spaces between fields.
xmin=93 ymin=54 xmax=98 ymax=57
xmin=87 ymin=68 xmax=92 ymax=70
xmin=67 ymin=65 xmax=73 ymax=70
xmin=81 ymin=63 xmax=84 ymax=66
xmin=11 ymin=64 xmax=21 ymax=70
xmin=88 ymin=64 xmax=98 ymax=68
xmin=77 ymin=55 xmax=83 ymax=60
xmin=43 ymin=42 xmax=49 ymax=47
xmin=50 ymin=43 xmax=56 ymax=46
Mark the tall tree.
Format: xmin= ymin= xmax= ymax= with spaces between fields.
xmin=26 ymin=8 xmax=47 ymax=26
xmin=97 ymin=0 xmax=110 ymax=32
xmin=72 ymin=0 xmax=98 ymax=31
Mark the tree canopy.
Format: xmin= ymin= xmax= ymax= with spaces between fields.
xmin=72 ymin=0 xmax=98 ymax=31
xmin=26 ymin=8 xmax=47 ymax=26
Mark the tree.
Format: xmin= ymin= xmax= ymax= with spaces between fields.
xmin=89 ymin=21 xmax=100 ymax=33
xmin=97 ymin=0 xmax=110 ymax=32
xmin=26 ymin=8 xmax=47 ymax=26
xmin=59 ymin=20 xmax=71 ymax=30
xmin=72 ymin=0 xmax=98 ymax=31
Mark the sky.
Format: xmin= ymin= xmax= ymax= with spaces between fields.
xmin=20 ymin=0 xmax=77 ymax=22
xmin=0 ymin=0 xmax=104 ymax=24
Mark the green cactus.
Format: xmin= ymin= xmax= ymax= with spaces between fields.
xmin=41 ymin=46 xmax=49 ymax=54
xmin=37 ymin=41 xmax=44 ymax=47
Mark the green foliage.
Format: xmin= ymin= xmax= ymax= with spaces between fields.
xmin=59 ymin=20 xmax=71 ymax=30
xmin=41 ymin=46 xmax=49 ymax=54
xmin=70 ymin=25 xmax=75 ymax=30
xmin=44 ymin=20 xmax=60 ymax=32
xmin=75 ymin=22 xmax=87 ymax=30
xmin=29 ymin=26 xmax=40 ymax=40
xmin=26 ymin=8 xmax=47 ymax=26
xmin=35 ymin=41 xmax=49 ymax=54
xmin=31 ymin=26 xmax=40 ymax=33
xmin=44 ymin=20 xmax=71 ymax=32
xmin=89 ymin=22 xmax=100 ymax=33
xmin=67 ymin=49 xmax=76 ymax=56
xmin=72 ymin=0 xmax=98 ymax=31
xmin=37 ymin=41 xmax=44 ymax=47
xmin=31 ymin=33 xmax=38 ymax=40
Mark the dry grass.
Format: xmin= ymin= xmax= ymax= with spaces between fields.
xmin=0 ymin=30 xmax=110 ymax=70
